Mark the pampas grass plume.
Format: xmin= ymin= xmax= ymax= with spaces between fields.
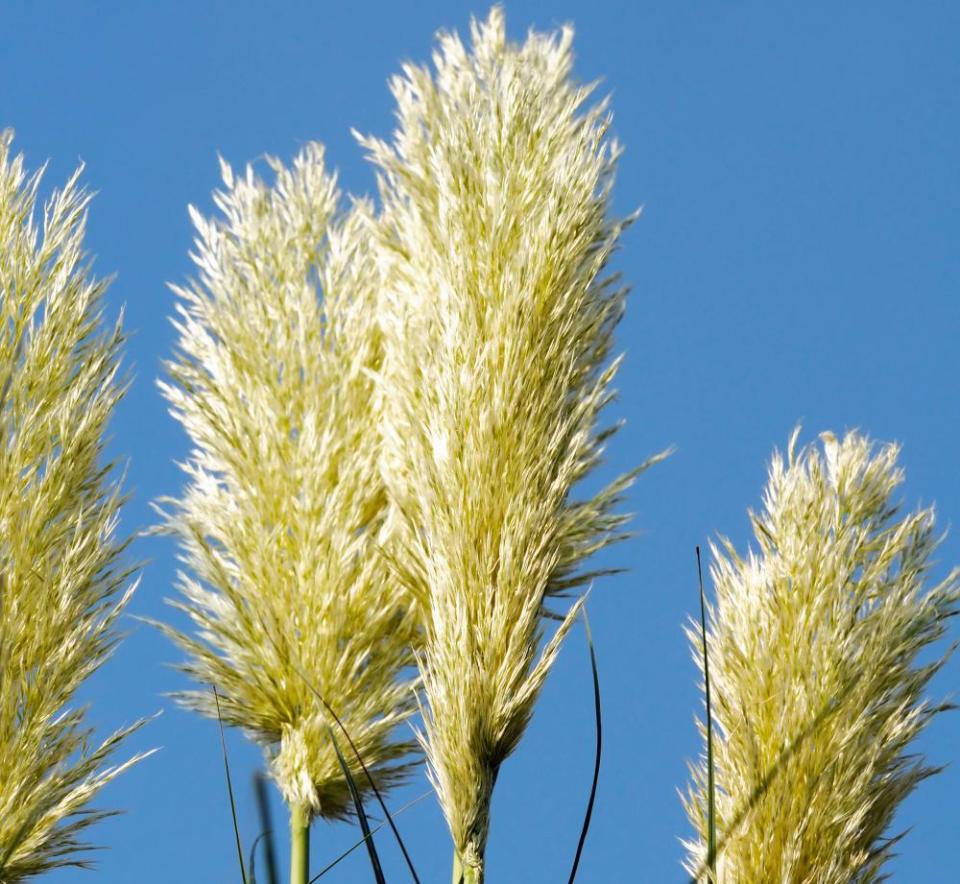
xmin=684 ymin=429 xmax=960 ymax=882
xmin=0 ymin=132 xmax=147 ymax=881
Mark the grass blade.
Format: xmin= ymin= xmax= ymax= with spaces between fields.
xmin=248 ymin=833 xmax=267 ymax=884
xmin=567 ymin=606 xmax=602 ymax=883
xmin=696 ymin=547 xmax=717 ymax=882
xmin=214 ymin=686 xmax=248 ymax=884
xmin=252 ymin=772 xmax=279 ymax=884
xmin=309 ymin=791 xmax=431 ymax=882
xmin=328 ymin=728 xmax=385 ymax=884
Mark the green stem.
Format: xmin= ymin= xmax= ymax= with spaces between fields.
xmin=452 ymin=848 xmax=482 ymax=884
xmin=452 ymin=851 xmax=463 ymax=884
xmin=290 ymin=804 xmax=310 ymax=884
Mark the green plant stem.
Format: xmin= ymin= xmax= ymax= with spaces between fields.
xmin=290 ymin=804 xmax=310 ymax=884
xmin=451 ymin=851 xmax=462 ymax=884
xmin=452 ymin=849 xmax=482 ymax=884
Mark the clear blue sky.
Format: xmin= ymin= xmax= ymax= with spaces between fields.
xmin=3 ymin=2 xmax=959 ymax=881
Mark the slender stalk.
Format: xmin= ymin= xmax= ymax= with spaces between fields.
xmin=696 ymin=547 xmax=717 ymax=881
xmin=289 ymin=805 xmax=310 ymax=884
xmin=451 ymin=850 xmax=463 ymax=884
xmin=451 ymin=851 xmax=481 ymax=884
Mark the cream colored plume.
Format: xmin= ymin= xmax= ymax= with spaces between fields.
xmin=360 ymin=9 xmax=661 ymax=879
xmin=159 ymin=144 xmax=418 ymax=821
xmin=0 ymin=132 xmax=146 ymax=881
xmin=684 ymin=429 xmax=960 ymax=882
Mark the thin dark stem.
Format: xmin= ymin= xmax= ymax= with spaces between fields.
xmin=214 ymin=686 xmax=248 ymax=884
xmin=308 ymin=791 xmax=431 ymax=883
xmin=696 ymin=547 xmax=717 ymax=881
xmin=567 ymin=607 xmax=602 ymax=883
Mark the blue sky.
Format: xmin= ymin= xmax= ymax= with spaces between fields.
xmin=3 ymin=2 xmax=959 ymax=881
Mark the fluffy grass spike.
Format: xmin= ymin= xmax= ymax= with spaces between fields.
xmin=360 ymin=9 xmax=664 ymax=880
xmin=682 ymin=429 xmax=960 ymax=882
xmin=0 ymin=131 xmax=148 ymax=881
xmin=158 ymin=146 xmax=419 ymax=832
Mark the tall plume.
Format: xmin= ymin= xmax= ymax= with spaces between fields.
xmin=684 ymin=429 xmax=960 ymax=882
xmin=360 ymin=9 xmax=661 ymax=879
xmin=0 ymin=132 xmax=146 ymax=881
xmin=159 ymin=145 xmax=419 ymax=830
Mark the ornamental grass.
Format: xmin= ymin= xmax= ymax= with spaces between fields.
xmin=158 ymin=145 xmax=419 ymax=876
xmin=359 ymin=9 xmax=662 ymax=880
xmin=4 ymin=8 xmax=958 ymax=884
xmin=685 ymin=429 xmax=960 ymax=882
xmin=0 ymin=132 xmax=146 ymax=882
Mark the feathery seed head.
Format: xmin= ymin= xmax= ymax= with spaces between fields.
xmin=160 ymin=144 xmax=418 ymax=820
xmin=360 ymin=9 xmax=658 ymax=872
xmin=684 ymin=429 xmax=960 ymax=882
xmin=0 ymin=132 xmax=145 ymax=881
